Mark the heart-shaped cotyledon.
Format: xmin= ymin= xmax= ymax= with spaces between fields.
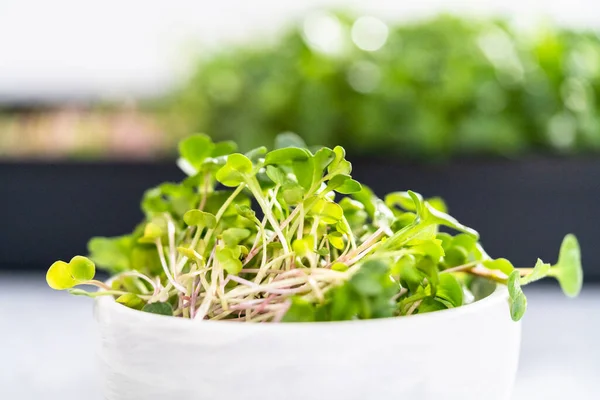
xmin=46 ymin=256 xmax=96 ymax=290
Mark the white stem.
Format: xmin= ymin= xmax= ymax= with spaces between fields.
xmin=155 ymin=239 xmax=187 ymax=294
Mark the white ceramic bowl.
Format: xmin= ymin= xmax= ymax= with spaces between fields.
xmin=94 ymin=284 xmax=520 ymax=400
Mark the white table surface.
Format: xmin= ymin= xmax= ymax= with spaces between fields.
xmin=1 ymin=273 xmax=598 ymax=399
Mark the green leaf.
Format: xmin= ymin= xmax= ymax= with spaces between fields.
xmin=179 ymin=134 xmax=215 ymax=170
xmin=292 ymin=235 xmax=316 ymax=257
xmin=282 ymin=297 xmax=316 ymax=322
xmin=312 ymin=147 xmax=335 ymax=171
xmin=444 ymin=246 xmax=469 ymax=267
xmin=482 ymin=258 xmax=514 ymax=275
xmin=327 ymin=146 xmax=352 ymax=176
xmin=221 ymin=228 xmax=251 ymax=246
xmin=310 ymin=198 xmax=343 ymax=224
xmin=46 ymin=261 xmax=77 ymax=290
xmin=141 ymin=187 xmax=170 ymax=214
xmin=436 ymin=273 xmax=463 ymax=307
xmin=211 ymin=140 xmax=238 ymax=157
xmin=417 ymin=298 xmax=448 ymax=314
xmin=130 ymin=246 xmax=162 ymax=275
xmin=265 ymin=165 xmax=287 ymax=186
xmin=183 ymin=209 xmax=217 ymax=228
xmin=408 ymin=239 xmax=445 ymax=264
xmin=216 ymin=153 xmax=253 ymax=187
xmin=138 ymin=222 xmax=165 ymax=244
xmin=425 ymin=203 xmax=479 ymax=239
xmin=88 ymin=235 xmax=133 ymax=273
xmin=282 ymin=181 xmax=305 ymax=204
xmin=216 ymin=247 xmax=243 ymax=275
xmin=437 ymin=232 xmax=454 ymax=250
xmin=385 ymin=192 xmax=417 ymax=211
xmin=275 ymin=132 xmax=307 ymax=149
xmin=549 ymin=234 xmax=583 ymax=297
xmin=416 ymin=257 xmax=439 ymax=293
xmin=397 ymin=259 xmax=422 ymax=293
xmin=292 ymin=157 xmax=315 ymax=191
xmin=69 ymin=256 xmax=95 ymax=281
xmin=315 ymin=248 xmax=329 ymax=256
xmin=331 ymin=262 xmax=348 ymax=272
xmin=116 ymin=293 xmax=146 ymax=310
xmin=451 ymin=234 xmax=478 ymax=252
xmin=142 ymin=302 xmax=174 ymax=316
xmin=407 ymin=191 xmax=479 ymax=239
xmin=427 ymin=197 xmax=448 ymax=213
xmin=349 ymin=260 xmax=390 ymax=296
xmin=265 ymin=147 xmax=310 ymax=165
xmin=235 ymin=204 xmax=257 ymax=220
xmin=177 ymin=246 xmax=204 ymax=263
xmin=327 ymin=232 xmax=345 ymax=250
xmin=46 ymin=256 xmax=96 ymax=290
xmin=325 ymin=174 xmax=361 ymax=194
xmin=508 ymin=270 xmax=527 ymax=321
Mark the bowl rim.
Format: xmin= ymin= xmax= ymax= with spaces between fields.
xmin=95 ymin=282 xmax=510 ymax=330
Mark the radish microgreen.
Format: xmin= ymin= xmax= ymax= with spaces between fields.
xmin=47 ymin=133 xmax=583 ymax=322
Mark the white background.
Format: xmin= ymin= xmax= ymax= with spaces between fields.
xmin=1 ymin=0 xmax=599 ymax=103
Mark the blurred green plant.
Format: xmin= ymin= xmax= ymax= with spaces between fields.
xmin=164 ymin=13 xmax=600 ymax=159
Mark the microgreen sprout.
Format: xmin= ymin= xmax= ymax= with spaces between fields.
xmin=47 ymin=133 xmax=583 ymax=322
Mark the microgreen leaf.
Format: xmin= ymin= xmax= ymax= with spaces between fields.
xmin=282 ymin=181 xmax=305 ymax=205
xmin=549 ymin=234 xmax=583 ymax=297
xmin=282 ymin=297 xmax=316 ymax=322
xmin=221 ymin=228 xmax=251 ymax=247
xmin=436 ymin=273 xmax=463 ymax=308
xmin=216 ymin=247 xmax=243 ymax=275
xmin=325 ymin=174 xmax=361 ymax=194
xmin=216 ymin=153 xmax=253 ymax=187
xmin=116 ymin=293 xmax=146 ymax=310
xmin=264 ymin=148 xmax=311 ymax=165
xmin=87 ymin=235 xmax=133 ymax=274
xmin=177 ymin=246 xmax=204 ymax=263
xmin=142 ymin=302 xmax=174 ymax=316
xmin=310 ymin=197 xmax=344 ymax=224
xmin=265 ymin=165 xmax=287 ymax=186
xmin=178 ymin=134 xmax=215 ymax=171
xmin=312 ymin=147 xmax=335 ymax=171
xmin=211 ymin=140 xmax=238 ymax=157
xmin=46 ymin=261 xmax=77 ymax=290
xmin=482 ymin=258 xmax=515 ymax=276
xmin=327 ymin=146 xmax=352 ymax=176
xmin=292 ymin=157 xmax=315 ymax=191
xmin=235 ymin=204 xmax=256 ymax=220
xmin=327 ymin=232 xmax=345 ymax=250
xmin=138 ymin=221 xmax=165 ymax=244
xmin=508 ymin=270 xmax=527 ymax=322
xmin=407 ymin=190 xmax=479 ymax=239
xmin=275 ymin=132 xmax=307 ymax=149
xmin=69 ymin=256 xmax=95 ymax=281
xmin=385 ymin=192 xmax=417 ymax=211
xmin=47 ymin=256 xmax=96 ymax=290
xmin=183 ymin=209 xmax=217 ymax=229
xmin=292 ymin=236 xmax=316 ymax=258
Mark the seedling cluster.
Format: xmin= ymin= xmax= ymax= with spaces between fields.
xmin=47 ymin=133 xmax=583 ymax=322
